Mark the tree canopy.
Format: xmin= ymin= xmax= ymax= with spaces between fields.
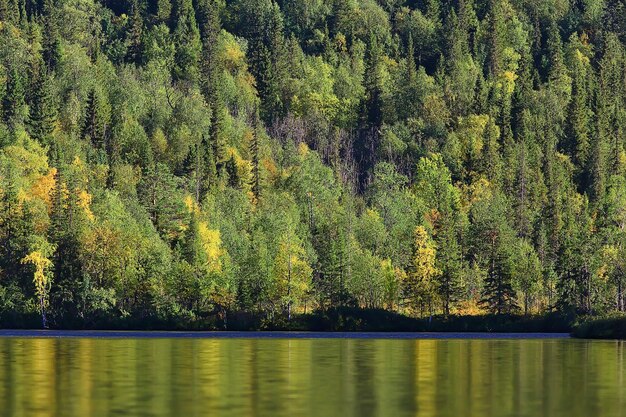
xmin=1 ymin=0 xmax=626 ymax=327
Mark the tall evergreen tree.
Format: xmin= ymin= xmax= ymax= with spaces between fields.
xmin=354 ymin=35 xmax=384 ymax=191
xmin=127 ymin=0 xmax=144 ymax=64
xmin=197 ymin=0 xmax=225 ymax=172
xmin=244 ymin=0 xmax=287 ymax=124
xmin=28 ymin=62 xmax=57 ymax=145
xmin=171 ymin=0 xmax=201 ymax=82
xmin=565 ymin=34 xmax=593 ymax=190
xmin=2 ymin=67 xmax=26 ymax=129
xmin=82 ymin=88 xmax=112 ymax=151
xmin=41 ymin=0 xmax=61 ymax=72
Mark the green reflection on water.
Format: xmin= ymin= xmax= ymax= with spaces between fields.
xmin=0 ymin=338 xmax=623 ymax=417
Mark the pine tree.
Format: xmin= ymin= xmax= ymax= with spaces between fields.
xmin=156 ymin=0 xmax=172 ymax=23
xmin=48 ymin=163 xmax=85 ymax=321
xmin=245 ymin=0 xmax=287 ymax=124
xmin=127 ymin=0 xmax=144 ymax=64
xmin=481 ymin=240 xmax=516 ymax=314
xmin=171 ymin=0 xmax=201 ymax=82
xmin=471 ymin=194 xmax=518 ymax=314
xmin=2 ymin=67 xmax=25 ymax=129
xmin=595 ymin=33 xmax=625 ymax=193
xmin=397 ymin=34 xmax=419 ymax=120
xmin=485 ymin=0 xmax=507 ymax=76
xmin=41 ymin=0 xmax=62 ymax=72
xmin=180 ymin=211 xmax=204 ymax=266
xmin=0 ymin=177 xmax=34 ymax=294
xmin=28 ymin=63 xmax=57 ymax=145
xmin=82 ymin=88 xmax=112 ymax=151
xmin=225 ymin=154 xmax=240 ymax=189
xmin=545 ymin=22 xmax=571 ymax=105
xmin=192 ymin=133 xmax=216 ymax=203
xmin=436 ymin=216 xmax=462 ymax=315
xmin=197 ymin=0 xmax=225 ymax=171
xmin=3 ymin=0 xmax=19 ymax=25
xmin=565 ymin=34 xmax=593 ymax=190
xmin=354 ymin=35 xmax=384 ymax=192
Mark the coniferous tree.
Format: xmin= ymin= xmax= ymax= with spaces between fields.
xmin=82 ymin=88 xmax=112 ymax=151
xmin=48 ymin=164 xmax=85 ymax=321
xmin=197 ymin=0 xmax=225 ymax=171
xmin=471 ymin=194 xmax=518 ymax=314
xmin=436 ymin=216 xmax=463 ymax=315
xmin=155 ymin=0 xmax=172 ymax=23
xmin=28 ymin=62 xmax=57 ymax=145
xmin=171 ymin=0 xmax=201 ymax=82
xmin=127 ymin=0 xmax=144 ymax=64
xmin=565 ymin=33 xmax=593 ymax=190
xmin=41 ymin=0 xmax=61 ymax=72
xmin=2 ymin=67 xmax=26 ymax=129
xmin=397 ymin=34 xmax=419 ymax=120
xmin=596 ymin=34 xmax=625 ymax=187
xmin=244 ymin=0 xmax=287 ymax=124
xmin=354 ymin=35 xmax=384 ymax=191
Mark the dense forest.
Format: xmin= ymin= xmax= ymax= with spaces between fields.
xmin=1 ymin=0 xmax=626 ymax=328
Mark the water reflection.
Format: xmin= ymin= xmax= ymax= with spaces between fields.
xmin=0 ymin=338 xmax=623 ymax=417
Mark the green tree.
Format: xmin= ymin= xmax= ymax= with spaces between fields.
xmin=28 ymin=64 xmax=57 ymax=145
xmin=2 ymin=67 xmax=26 ymax=129
xmin=435 ymin=215 xmax=463 ymax=315
xmin=242 ymin=0 xmax=287 ymax=124
xmin=171 ymin=0 xmax=201 ymax=82
xmin=82 ymin=88 xmax=112 ymax=152
xmin=354 ymin=35 xmax=384 ymax=190
xmin=471 ymin=193 xmax=518 ymax=314
xmin=197 ymin=0 xmax=226 ymax=174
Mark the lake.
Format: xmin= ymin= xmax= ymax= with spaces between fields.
xmin=0 ymin=333 xmax=623 ymax=417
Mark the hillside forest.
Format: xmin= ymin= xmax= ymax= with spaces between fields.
xmin=1 ymin=0 xmax=626 ymax=327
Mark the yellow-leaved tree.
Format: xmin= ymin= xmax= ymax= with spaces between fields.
xmin=198 ymin=221 xmax=236 ymax=313
xmin=21 ymin=237 xmax=56 ymax=328
xmin=273 ymin=232 xmax=312 ymax=320
xmin=404 ymin=225 xmax=441 ymax=318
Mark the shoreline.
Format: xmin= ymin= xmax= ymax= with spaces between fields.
xmin=0 ymin=330 xmax=572 ymax=339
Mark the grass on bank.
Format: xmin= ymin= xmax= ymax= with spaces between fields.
xmin=571 ymin=315 xmax=626 ymax=339
xmin=0 ymin=307 xmax=577 ymax=333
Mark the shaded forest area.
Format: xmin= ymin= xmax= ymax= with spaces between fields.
xmin=1 ymin=0 xmax=626 ymax=329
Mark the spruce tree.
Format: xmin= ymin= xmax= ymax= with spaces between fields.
xmin=197 ymin=0 xmax=225 ymax=171
xmin=354 ymin=35 xmax=384 ymax=191
xmin=41 ymin=0 xmax=61 ymax=72
xmin=245 ymin=0 xmax=287 ymax=124
xmin=2 ymin=67 xmax=25 ymax=129
xmin=155 ymin=0 xmax=172 ymax=23
xmin=82 ymin=88 xmax=112 ymax=151
xmin=171 ymin=0 xmax=201 ymax=82
xmin=565 ymin=34 xmax=593 ymax=189
xmin=28 ymin=63 xmax=57 ymax=145
xmin=398 ymin=34 xmax=419 ymax=120
xmin=436 ymin=216 xmax=462 ymax=315
xmin=48 ymin=163 xmax=85 ymax=320
xmin=127 ymin=0 xmax=144 ymax=65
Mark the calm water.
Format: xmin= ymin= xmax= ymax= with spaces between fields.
xmin=0 ymin=335 xmax=624 ymax=417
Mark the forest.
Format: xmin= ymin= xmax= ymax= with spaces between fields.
xmin=1 ymin=0 xmax=626 ymax=329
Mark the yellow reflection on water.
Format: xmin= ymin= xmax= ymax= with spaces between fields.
xmin=0 ymin=338 xmax=623 ymax=417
